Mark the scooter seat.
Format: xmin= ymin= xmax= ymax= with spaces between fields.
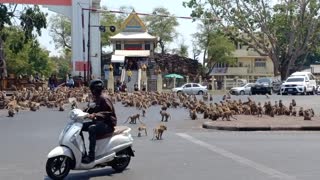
xmin=96 ymin=126 xmax=129 ymax=140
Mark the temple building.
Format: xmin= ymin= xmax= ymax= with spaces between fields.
xmin=109 ymin=10 xmax=157 ymax=79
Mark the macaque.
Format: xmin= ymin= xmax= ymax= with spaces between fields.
xmin=152 ymin=124 xmax=167 ymax=140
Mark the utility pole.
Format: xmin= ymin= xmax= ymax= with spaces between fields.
xmin=87 ymin=10 xmax=91 ymax=83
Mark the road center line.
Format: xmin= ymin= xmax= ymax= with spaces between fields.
xmin=176 ymin=133 xmax=296 ymax=180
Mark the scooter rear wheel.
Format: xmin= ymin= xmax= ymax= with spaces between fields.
xmin=111 ymin=149 xmax=131 ymax=172
xmin=46 ymin=155 xmax=71 ymax=180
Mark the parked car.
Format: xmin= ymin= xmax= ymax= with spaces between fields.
xmin=172 ymin=83 xmax=208 ymax=95
xmin=251 ymin=77 xmax=281 ymax=95
xmin=229 ymin=83 xmax=255 ymax=95
xmin=281 ymin=75 xmax=317 ymax=95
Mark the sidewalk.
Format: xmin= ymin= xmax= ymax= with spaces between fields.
xmin=202 ymin=115 xmax=320 ymax=131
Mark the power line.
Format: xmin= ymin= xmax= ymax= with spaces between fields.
xmin=82 ymin=7 xmax=220 ymax=21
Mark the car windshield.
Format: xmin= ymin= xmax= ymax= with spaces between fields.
xmin=256 ymin=78 xmax=271 ymax=84
xmin=286 ymin=78 xmax=304 ymax=82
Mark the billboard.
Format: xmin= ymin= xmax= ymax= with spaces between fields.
xmin=0 ymin=0 xmax=72 ymax=6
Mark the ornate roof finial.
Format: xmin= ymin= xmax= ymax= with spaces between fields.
xmin=132 ymin=8 xmax=136 ymax=13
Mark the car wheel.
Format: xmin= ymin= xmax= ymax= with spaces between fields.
xmin=198 ymin=91 xmax=203 ymax=95
xmin=177 ymin=91 xmax=182 ymax=95
xmin=240 ymin=91 xmax=245 ymax=95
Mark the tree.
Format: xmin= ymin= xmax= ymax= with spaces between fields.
xmin=183 ymin=0 xmax=320 ymax=80
xmin=48 ymin=6 xmax=122 ymax=50
xmin=206 ymin=31 xmax=236 ymax=70
xmin=171 ymin=38 xmax=189 ymax=57
xmin=4 ymin=27 xmax=55 ymax=76
xmin=192 ymin=18 xmax=217 ymax=63
xmin=191 ymin=39 xmax=201 ymax=61
xmin=144 ymin=7 xmax=179 ymax=54
xmin=100 ymin=6 xmax=123 ymax=47
xmin=191 ymin=19 xmax=235 ymax=72
xmin=50 ymin=50 xmax=72 ymax=78
xmin=49 ymin=14 xmax=71 ymax=51
xmin=0 ymin=4 xmax=47 ymax=79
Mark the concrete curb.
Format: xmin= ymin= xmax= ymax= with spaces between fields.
xmin=202 ymin=122 xmax=320 ymax=131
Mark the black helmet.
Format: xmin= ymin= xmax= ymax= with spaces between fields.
xmin=89 ymin=79 xmax=104 ymax=94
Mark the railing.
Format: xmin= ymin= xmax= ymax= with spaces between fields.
xmin=227 ymin=67 xmax=248 ymax=75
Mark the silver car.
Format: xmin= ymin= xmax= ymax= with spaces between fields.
xmin=172 ymin=83 xmax=208 ymax=95
xmin=229 ymin=83 xmax=255 ymax=95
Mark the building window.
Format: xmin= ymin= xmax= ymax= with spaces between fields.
xmin=116 ymin=41 xmax=121 ymax=50
xmin=124 ymin=44 xmax=142 ymax=50
xmin=145 ymin=42 xmax=150 ymax=50
xmin=255 ymin=58 xmax=266 ymax=67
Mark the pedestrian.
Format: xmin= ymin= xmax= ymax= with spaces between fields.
xmin=142 ymin=82 xmax=146 ymax=91
xmin=134 ymin=82 xmax=139 ymax=91
xmin=127 ymin=69 xmax=132 ymax=82
xmin=66 ymin=75 xmax=75 ymax=88
xmin=48 ymin=74 xmax=55 ymax=90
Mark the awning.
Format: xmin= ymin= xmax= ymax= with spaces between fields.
xmin=111 ymin=55 xmax=125 ymax=63
xmin=114 ymin=50 xmax=150 ymax=57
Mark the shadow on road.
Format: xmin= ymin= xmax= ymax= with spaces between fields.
xmin=44 ymin=168 xmax=128 ymax=180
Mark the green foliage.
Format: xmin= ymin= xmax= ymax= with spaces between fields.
xmin=184 ymin=0 xmax=320 ymax=80
xmin=50 ymin=51 xmax=71 ymax=78
xmin=49 ymin=14 xmax=71 ymax=50
xmin=207 ymin=32 xmax=236 ymax=68
xmin=19 ymin=5 xmax=47 ymax=41
xmin=4 ymin=27 xmax=55 ymax=76
xmin=172 ymin=43 xmax=189 ymax=57
xmin=144 ymin=7 xmax=179 ymax=54
xmin=100 ymin=6 xmax=123 ymax=47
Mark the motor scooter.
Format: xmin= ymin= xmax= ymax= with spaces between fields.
xmin=46 ymin=108 xmax=134 ymax=180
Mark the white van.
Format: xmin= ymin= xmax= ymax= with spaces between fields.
xmin=281 ymin=72 xmax=317 ymax=95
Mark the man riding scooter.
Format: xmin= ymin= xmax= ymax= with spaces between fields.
xmin=82 ymin=79 xmax=117 ymax=164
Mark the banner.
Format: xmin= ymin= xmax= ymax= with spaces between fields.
xmin=0 ymin=0 xmax=72 ymax=6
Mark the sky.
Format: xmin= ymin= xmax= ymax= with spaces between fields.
xmin=37 ymin=0 xmax=202 ymax=61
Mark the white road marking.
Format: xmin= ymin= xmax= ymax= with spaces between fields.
xmin=176 ymin=133 xmax=296 ymax=180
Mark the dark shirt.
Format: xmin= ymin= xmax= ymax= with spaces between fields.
xmin=90 ymin=94 xmax=117 ymax=130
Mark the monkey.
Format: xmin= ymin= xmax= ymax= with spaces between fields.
xmin=221 ymin=111 xmax=237 ymax=121
xmin=152 ymin=124 xmax=167 ymax=140
xmin=291 ymin=108 xmax=297 ymax=116
xmin=190 ymin=109 xmax=197 ymax=120
xmin=209 ymin=94 xmax=213 ymax=101
xmin=161 ymin=105 xmax=168 ymax=111
xmin=270 ymin=108 xmax=275 ymax=117
xmin=203 ymin=110 xmax=209 ymax=119
xmin=142 ymin=108 xmax=146 ymax=117
xmin=71 ymin=100 xmax=78 ymax=109
xmin=257 ymin=102 xmax=263 ymax=117
xmin=222 ymin=95 xmax=226 ymax=101
xmin=289 ymin=103 xmax=293 ymax=112
xmin=279 ymin=100 xmax=283 ymax=108
xmin=58 ymin=103 xmax=65 ymax=111
xmin=8 ymin=107 xmax=15 ymax=117
xmin=298 ymin=107 xmax=304 ymax=117
xmin=160 ymin=110 xmax=171 ymax=122
xmin=137 ymin=124 xmax=148 ymax=137
xmin=310 ymin=108 xmax=315 ymax=117
xmin=304 ymin=110 xmax=312 ymax=120
xmin=30 ymin=103 xmax=38 ymax=112
xmin=123 ymin=114 xmax=141 ymax=124
xmin=292 ymin=99 xmax=296 ymax=107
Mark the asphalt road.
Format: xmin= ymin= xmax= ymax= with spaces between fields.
xmin=1 ymin=94 xmax=320 ymax=180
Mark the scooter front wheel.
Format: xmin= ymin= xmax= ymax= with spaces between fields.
xmin=46 ymin=155 xmax=72 ymax=180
